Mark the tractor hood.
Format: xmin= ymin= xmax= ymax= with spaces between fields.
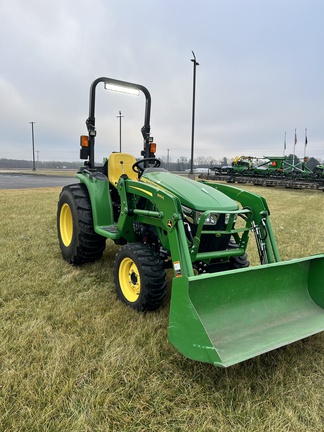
xmin=141 ymin=170 xmax=238 ymax=211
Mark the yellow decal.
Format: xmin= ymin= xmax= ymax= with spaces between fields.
xmin=129 ymin=186 xmax=153 ymax=197
xmin=141 ymin=177 xmax=176 ymax=197
xmin=167 ymin=219 xmax=173 ymax=228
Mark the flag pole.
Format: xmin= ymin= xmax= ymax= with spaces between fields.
xmin=283 ymin=131 xmax=286 ymax=157
xmin=293 ymin=128 xmax=297 ymax=166
xmin=304 ymin=128 xmax=307 ymax=160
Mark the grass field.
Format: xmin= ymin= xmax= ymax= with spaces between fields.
xmin=0 ymin=184 xmax=323 ymax=431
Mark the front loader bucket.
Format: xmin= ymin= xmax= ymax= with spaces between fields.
xmin=168 ymin=255 xmax=324 ymax=367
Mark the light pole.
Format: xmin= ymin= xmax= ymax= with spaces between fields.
xmin=29 ymin=121 xmax=36 ymax=171
xmin=117 ymin=111 xmax=124 ymax=152
xmin=190 ymin=51 xmax=199 ymax=178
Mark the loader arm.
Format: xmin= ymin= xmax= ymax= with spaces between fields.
xmin=116 ymin=176 xmax=195 ymax=277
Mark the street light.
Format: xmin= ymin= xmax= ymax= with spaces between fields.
xmin=29 ymin=121 xmax=36 ymax=171
xmin=190 ymin=51 xmax=199 ymax=178
xmin=117 ymin=111 xmax=124 ymax=152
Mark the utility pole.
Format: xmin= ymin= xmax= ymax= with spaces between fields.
xmin=189 ymin=51 xmax=199 ymax=178
xmin=167 ymin=148 xmax=170 ymax=170
xmin=29 ymin=121 xmax=36 ymax=171
xmin=117 ymin=111 xmax=124 ymax=152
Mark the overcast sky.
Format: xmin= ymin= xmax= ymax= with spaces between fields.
xmin=1 ymin=0 xmax=323 ymax=164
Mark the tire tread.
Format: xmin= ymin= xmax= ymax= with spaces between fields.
xmin=57 ymin=183 xmax=106 ymax=264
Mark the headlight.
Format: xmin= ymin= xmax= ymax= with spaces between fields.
xmin=181 ymin=205 xmax=219 ymax=226
xmin=196 ymin=211 xmax=219 ymax=225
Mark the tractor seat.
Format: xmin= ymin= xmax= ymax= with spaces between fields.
xmin=108 ymin=152 xmax=138 ymax=187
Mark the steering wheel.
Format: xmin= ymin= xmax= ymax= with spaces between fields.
xmin=132 ymin=158 xmax=161 ymax=174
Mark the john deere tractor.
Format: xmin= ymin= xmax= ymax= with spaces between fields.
xmin=57 ymin=77 xmax=324 ymax=367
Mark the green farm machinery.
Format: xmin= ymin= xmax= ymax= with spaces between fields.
xmin=57 ymin=77 xmax=324 ymax=367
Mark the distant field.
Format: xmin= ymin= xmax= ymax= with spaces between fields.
xmin=0 ymin=185 xmax=323 ymax=431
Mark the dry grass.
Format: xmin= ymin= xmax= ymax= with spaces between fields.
xmin=0 ymin=185 xmax=323 ymax=431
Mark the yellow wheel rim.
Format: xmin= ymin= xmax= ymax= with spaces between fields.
xmin=119 ymin=257 xmax=141 ymax=303
xmin=60 ymin=203 xmax=73 ymax=247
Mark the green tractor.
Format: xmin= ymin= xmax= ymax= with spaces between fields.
xmin=57 ymin=77 xmax=324 ymax=367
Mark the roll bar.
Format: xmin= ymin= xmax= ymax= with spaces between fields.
xmin=84 ymin=77 xmax=152 ymax=168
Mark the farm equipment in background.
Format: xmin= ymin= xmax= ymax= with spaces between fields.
xmin=57 ymin=77 xmax=324 ymax=367
xmin=313 ymin=163 xmax=324 ymax=178
xmin=204 ymin=155 xmax=324 ymax=190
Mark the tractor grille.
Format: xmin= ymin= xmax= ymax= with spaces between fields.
xmin=190 ymin=214 xmax=230 ymax=253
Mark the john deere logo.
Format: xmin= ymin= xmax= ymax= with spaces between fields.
xmin=167 ymin=219 xmax=172 ymax=228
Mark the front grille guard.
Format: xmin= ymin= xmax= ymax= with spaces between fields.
xmin=188 ymin=208 xmax=253 ymax=262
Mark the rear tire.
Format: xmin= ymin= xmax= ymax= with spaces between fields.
xmin=114 ymin=243 xmax=167 ymax=311
xmin=57 ymin=183 xmax=106 ymax=264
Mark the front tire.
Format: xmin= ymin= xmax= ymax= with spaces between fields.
xmin=114 ymin=243 xmax=167 ymax=311
xmin=228 ymin=239 xmax=249 ymax=269
xmin=57 ymin=183 xmax=106 ymax=264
